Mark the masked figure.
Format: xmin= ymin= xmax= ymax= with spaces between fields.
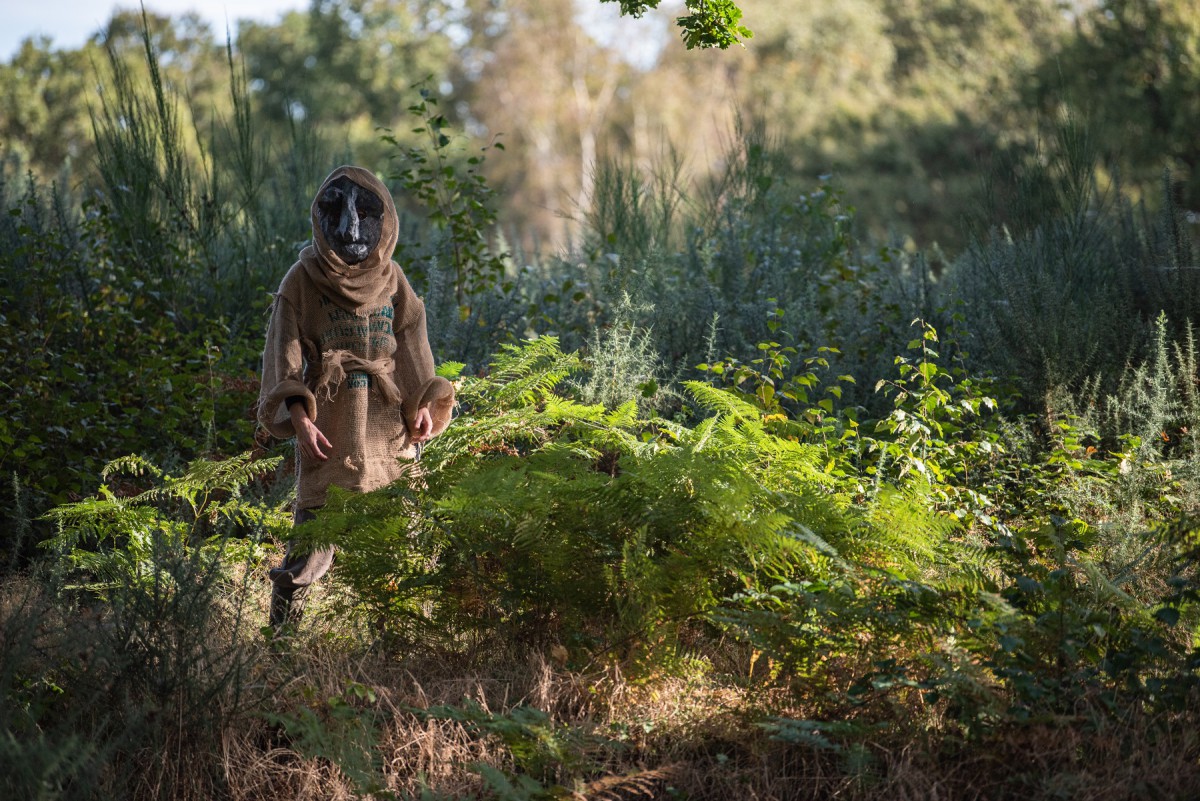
xmin=257 ymin=165 xmax=455 ymax=627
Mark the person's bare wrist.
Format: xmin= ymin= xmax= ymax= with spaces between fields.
xmin=289 ymin=403 xmax=309 ymax=427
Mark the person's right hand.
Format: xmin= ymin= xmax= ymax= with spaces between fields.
xmin=291 ymin=405 xmax=331 ymax=460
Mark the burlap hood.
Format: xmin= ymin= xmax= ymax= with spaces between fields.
xmin=299 ymin=165 xmax=401 ymax=314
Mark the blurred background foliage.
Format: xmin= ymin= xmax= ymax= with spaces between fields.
xmin=2 ymin=0 xmax=1198 ymax=252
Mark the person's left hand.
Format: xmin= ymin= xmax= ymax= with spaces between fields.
xmin=411 ymin=406 xmax=434 ymax=442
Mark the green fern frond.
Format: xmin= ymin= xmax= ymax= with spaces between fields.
xmin=861 ymin=483 xmax=955 ymax=575
xmin=682 ymin=379 xmax=762 ymax=422
xmin=684 ymin=415 xmax=721 ymax=453
xmin=475 ymin=336 xmax=582 ymax=408
xmin=783 ymin=523 xmax=849 ymax=570
xmin=933 ymin=540 xmax=1001 ymax=595
xmin=1073 ymin=553 xmax=1141 ymax=611
xmin=101 ymin=453 xmax=164 ymax=481
xmin=41 ymin=451 xmax=288 ymax=596
xmin=603 ymin=399 xmax=640 ymax=429
xmin=436 ymin=360 xmax=466 ymax=380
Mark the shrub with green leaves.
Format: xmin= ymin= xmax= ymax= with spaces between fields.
xmin=0 ymin=174 xmax=267 ymax=535
xmin=21 ymin=323 xmax=1200 ymax=798
xmin=0 ymin=20 xmax=321 ymax=541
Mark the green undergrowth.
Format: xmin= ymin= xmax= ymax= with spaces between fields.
xmin=12 ymin=331 xmax=1198 ymax=799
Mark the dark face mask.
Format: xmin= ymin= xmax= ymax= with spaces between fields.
xmin=316 ymin=176 xmax=385 ymax=264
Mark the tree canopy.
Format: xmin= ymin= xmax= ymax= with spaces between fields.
xmin=4 ymin=0 xmax=1199 ymax=251
xmin=605 ymin=0 xmax=753 ymax=48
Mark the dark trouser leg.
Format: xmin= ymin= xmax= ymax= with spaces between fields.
xmin=269 ymin=507 xmax=335 ymax=627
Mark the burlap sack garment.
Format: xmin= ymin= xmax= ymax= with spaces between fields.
xmin=257 ymin=165 xmax=455 ymax=510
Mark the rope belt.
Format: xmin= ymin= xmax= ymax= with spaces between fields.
xmin=314 ymin=349 xmax=402 ymax=405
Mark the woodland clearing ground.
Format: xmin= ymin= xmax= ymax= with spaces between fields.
xmin=5 ymin=567 xmax=1200 ymax=800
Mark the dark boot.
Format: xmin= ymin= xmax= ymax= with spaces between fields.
xmin=269 ymin=584 xmax=309 ymax=629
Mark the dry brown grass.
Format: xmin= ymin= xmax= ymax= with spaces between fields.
xmin=5 ymin=572 xmax=1200 ymax=801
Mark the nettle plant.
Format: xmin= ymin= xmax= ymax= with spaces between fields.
xmin=696 ymin=302 xmax=860 ymax=462
xmin=867 ymin=319 xmax=1002 ymax=517
xmin=383 ymin=86 xmax=508 ymax=319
